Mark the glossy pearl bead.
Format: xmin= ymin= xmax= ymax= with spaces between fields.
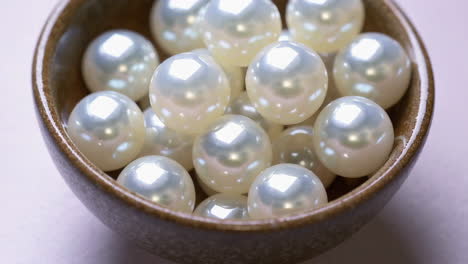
xmin=193 ymin=115 xmax=272 ymax=194
xmin=67 ymin=91 xmax=145 ymax=171
xmin=139 ymin=108 xmax=194 ymax=170
xmin=149 ymin=52 xmax=230 ymax=135
xmin=246 ymin=41 xmax=328 ymax=125
xmin=194 ymin=193 xmax=249 ymax=220
xmin=200 ymin=0 xmax=282 ymax=66
xmin=82 ymin=30 xmax=159 ymax=101
xmin=117 ymin=156 xmax=196 ymax=213
xmin=286 ymin=0 xmax=365 ymax=53
xmin=313 ymin=96 xmax=394 ymax=178
xmin=193 ymin=48 xmax=245 ymax=100
xmin=273 ymin=126 xmax=336 ymax=188
xmin=248 ymin=164 xmax=328 ymax=219
xmin=333 ymin=33 xmax=412 ymax=109
xmin=150 ymin=0 xmax=208 ymax=55
xmin=278 ymin=30 xmax=293 ymax=42
xmin=225 ymin=92 xmax=283 ymax=140
xmin=298 ymin=53 xmax=340 ymax=126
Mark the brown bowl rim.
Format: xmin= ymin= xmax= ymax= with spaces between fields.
xmin=32 ymin=0 xmax=434 ymax=232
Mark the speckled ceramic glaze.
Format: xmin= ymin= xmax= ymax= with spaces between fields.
xmin=32 ymin=0 xmax=434 ymax=263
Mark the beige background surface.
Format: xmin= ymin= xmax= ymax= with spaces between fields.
xmin=1 ymin=0 xmax=467 ymax=263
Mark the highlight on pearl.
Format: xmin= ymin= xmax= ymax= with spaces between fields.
xmin=200 ymin=0 xmax=282 ymax=66
xmin=117 ymin=156 xmax=196 ymax=213
xmin=246 ymin=41 xmax=328 ymax=125
xmin=248 ymin=164 xmax=328 ymax=219
xmin=67 ymin=91 xmax=145 ymax=171
xmin=139 ymin=108 xmax=194 ymax=170
xmin=286 ymin=0 xmax=365 ymax=53
xmin=150 ymin=0 xmax=209 ymax=55
xmin=313 ymin=96 xmax=394 ymax=178
xmin=194 ymin=193 xmax=249 ymax=220
xmin=333 ymin=32 xmax=412 ymax=109
xmin=273 ymin=126 xmax=336 ymax=188
xmin=225 ymin=92 xmax=283 ymax=140
xmin=149 ymin=51 xmax=230 ymax=135
xmin=193 ymin=48 xmax=245 ymax=100
xmin=82 ymin=30 xmax=159 ymax=101
xmin=193 ymin=115 xmax=273 ymax=194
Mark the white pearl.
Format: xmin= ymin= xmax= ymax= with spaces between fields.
xmin=139 ymin=108 xmax=194 ymax=170
xmin=82 ymin=30 xmax=159 ymax=101
xmin=248 ymin=164 xmax=328 ymax=219
xmin=67 ymin=91 xmax=145 ymax=171
xmin=286 ymin=0 xmax=365 ymax=53
xmin=193 ymin=115 xmax=272 ymax=194
xmin=225 ymin=92 xmax=283 ymax=140
xmin=197 ymin=175 xmax=219 ymax=196
xmin=200 ymin=0 xmax=282 ymax=66
xmin=246 ymin=41 xmax=328 ymax=125
xmin=194 ymin=193 xmax=249 ymax=220
xmin=278 ymin=30 xmax=293 ymax=42
xmin=117 ymin=156 xmax=196 ymax=213
xmin=313 ymin=96 xmax=394 ymax=178
xmin=193 ymin=48 xmax=245 ymax=100
xmin=273 ymin=126 xmax=336 ymax=188
xmin=149 ymin=52 xmax=230 ymax=135
xmin=333 ymin=33 xmax=412 ymax=109
xmin=150 ymin=0 xmax=208 ymax=55
xmin=297 ymin=53 xmax=340 ymax=126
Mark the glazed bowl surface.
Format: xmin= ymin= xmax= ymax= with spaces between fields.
xmin=32 ymin=0 xmax=434 ymax=263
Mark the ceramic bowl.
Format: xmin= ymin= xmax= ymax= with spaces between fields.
xmin=32 ymin=0 xmax=434 ymax=263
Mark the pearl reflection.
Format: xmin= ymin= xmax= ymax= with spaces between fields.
xmin=265 ymin=47 xmax=299 ymax=70
xmin=219 ymin=0 xmax=252 ymax=15
xmin=168 ymin=59 xmax=202 ymax=80
xmin=248 ymin=164 xmax=328 ymax=219
xmin=194 ymin=193 xmax=249 ymax=220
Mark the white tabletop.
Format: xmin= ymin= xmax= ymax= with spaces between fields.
xmin=1 ymin=0 xmax=466 ymax=263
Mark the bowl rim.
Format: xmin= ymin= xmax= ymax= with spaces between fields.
xmin=32 ymin=0 xmax=434 ymax=232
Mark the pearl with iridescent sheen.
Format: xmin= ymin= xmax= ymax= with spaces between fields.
xmin=149 ymin=52 xmax=230 ymax=135
xmin=193 ymin=48 xmax=245 ymax=100
xmin=193 ymin=115 xmax=272 ymax=194
xmin=313 ymin=96 xmax=394 ymax=178
xmin=150 ymin=0 xmax=209 ymax=55
xmin=225 ymin=92 xmax=283 ymax=140
xmin=273 ymin=126 xmax=336 ymax=187
xmin=67 ymin=91 xmax=145 ymax=171
xmin=82 ymin=30 xmax=159 ymax=101
xmin=333 ymin=33 xmax=412 ymax=109
xmin=246 ymin=41 xmax=328 ymax=125
xmin=139 ymin=108 xmax=194 ymax=170
xmin=200 ymin=0 xmax=282 ymax=66
xmin=286 ymin=0 xmax=365 ymax=53
xmin=117 ymin=156 xmax=196 ymax=213
xmin=194 ymin=193 xmax=249 ymax=220
xmin=248 ymin=164 xmax=328 ymax=219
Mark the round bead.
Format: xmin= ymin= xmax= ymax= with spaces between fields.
xmin=67 ymin=91 xmax=145 ymax=171
xmin=297 ymin=53 xmax=340 ymax=126
xmin=333 ymin=33 xmax=412 ymax=109
xmin=82 ymin=30 xmax=159 ymax=101
xmin=273 ymin=126 xmax=336 ymax=188
xmin=149 ymin=52 xmax=230 ymax=135
xmin=150 ymin=0 xmax=208 ymax=55
xmin=117 ymin=156 xmax=196 ymax=213
xmin=313 ymin=96 xmax=394 ymax=178
xmin=197 ymin=175 xmax=219 ymax=196
xmin=246 ymin=41 xmax=328 ymax=125
xmin=278 ymin=30 xmax=293 ymax=42
xmin=286 ymin=0 xmax=365 ymax=53
xmin=193 ymin=48 xmax=245 ymax=100
xmin=225 ymin=92 xmax=283 ymax=140
xmin=200 ymin=0 xmax=282 ymax=66
xmin=193 ymin=115 xmax=272 ymax=194
xmin=139 ymin=108 xmax=194 ymax=170
xmin=194 ymin=193 xmax=249 ymax=220
xmin=248 ymin=164 xmax=328 ymax=219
